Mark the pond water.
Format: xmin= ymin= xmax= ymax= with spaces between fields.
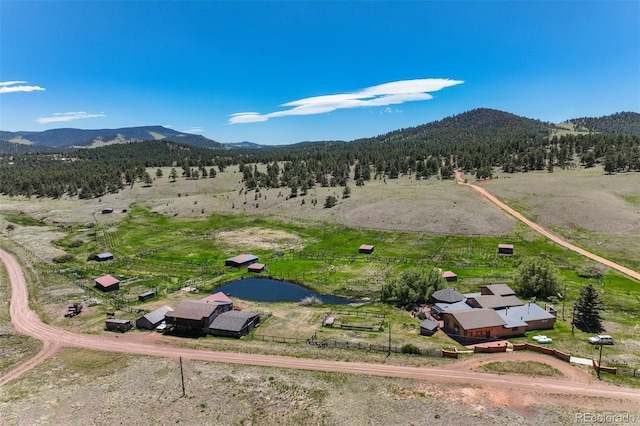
xmin=212 ymin=278 xmax=359 ymax=305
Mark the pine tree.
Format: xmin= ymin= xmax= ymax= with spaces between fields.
xmin=574 ymin=282 xmax=605 ymax=333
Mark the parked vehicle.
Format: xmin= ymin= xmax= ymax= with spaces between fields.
xmin=532 ymin=335 xmax=547 ymax=341
xmin=536 ymin=337 xmax=553 ymax=344
xmin=588 ymin=335 xmax=614 ymax=345
xmin=156 ymin=321 xmax=167 ymax=333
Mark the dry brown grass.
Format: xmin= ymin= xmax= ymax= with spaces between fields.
xmin=2 ymin=348 xmax=634 ymax=425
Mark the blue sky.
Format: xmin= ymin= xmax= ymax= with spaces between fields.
xmin=1 ymin=1 xmax=638 ymax=145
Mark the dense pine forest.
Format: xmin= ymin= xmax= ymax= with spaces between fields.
xmin=1 ymin=108 xmax=638 ymax=199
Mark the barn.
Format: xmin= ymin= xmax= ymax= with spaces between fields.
xmin=225 ymin=254 xmax=259 ymax=268
xmin=136 ymin=305 xmax=173 ymax=330
xmin=105 ymin=318 xmax=132 ymax=333
xmin=497 ymin=244 xmax=514 ymax=255
xmin=165 ymin=300 xmax=232 ymax=335
xmin=208 ymin=311 xmax=260 ymax=338
xmin=95 ymin=274 xmax=120 ymax=292
xmin=358 ymin=244 xmax=374 ymax=254
xmin=441 ymin=271 xmax=458 ymax=282
xmin=248 ymin=263 xmax=266 ymax=273
xmin=94 ymin=252 xmax=114 ymax=262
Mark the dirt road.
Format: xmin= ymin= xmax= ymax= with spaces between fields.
xmin=2 ymin=248 xmax=639 ymax=408
xmin=455 ymin=171 xmax=640 ymax=281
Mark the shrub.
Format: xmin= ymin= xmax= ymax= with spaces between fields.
xmin=401 ymin=344 xmax=421 ymax=354
xmin=299 ymin=295 xmax=323 ymax=306
xmin=53 ymin=254 xmax=75 ymax=263
xmin=417 ymin=311 xmax=426 ymax=320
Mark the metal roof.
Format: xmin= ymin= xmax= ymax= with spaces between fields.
xmin=469 ymin=295 xmax=523 ymax=309
xmin=432 ymin=300 xmax=471 ymax=314
xmin=225 ymin=254 xmax=258 ymax=264
xmin=446 ymin=309 xmax=507 ymax=330
xmin=95 ymin=274 xmax=119 ymax=287
xmin=166 ymin=300 xmax=230 ymax=321
xmin=209 ymin=311 xmax=259 ymax=332
xmin=201 ymin=292 xmax=233 ymax=304
xmin=496 ymin=303 xmax=555 ymax=327
xmin=141 ymin=306 xmax=172 ymax=325
xmin=482 ymin=284 xmax=516 ymax=296
xmin=419 ymin=319 xmax=439 ymax=331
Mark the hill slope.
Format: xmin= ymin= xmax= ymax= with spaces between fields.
xmin=0 ymin=126 xmax=223 ymax=150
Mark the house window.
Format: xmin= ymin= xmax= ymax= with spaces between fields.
xmin=476 ymin=331 xmax=483 ymax=336
xmin=511 ymin=327 xmax=519 ymax=331
xmin=541 ymin=319 xmax=548 ymax=323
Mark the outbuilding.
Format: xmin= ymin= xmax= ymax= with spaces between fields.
xmin=138 ymin=290 xmax=156 ymax=302
xmin=359 ymin=244 xmax=375 ymax=254
xmin=248 ymin=263 xmax=266 ymax=273
xmin=208 ymin=311 xmax=260 ymax=338
xmin=225 ymin=254 xmax=259 ymax=268
xmin=105 ymin=318 xmax=132 ymax=333
xmin=95 ymin=274 xmax=120 ymax=292
xmin=419 ymin=319 xmax=439 ymax=336
xmin=136 ymin=305 xmax=172 ymax=330
xmin=165 ymin=300 xmax=232 ymax=335
xmin=441 ymin=271 xmax=458 ymax=282
xmin=498 ymin=244 xmax=514 ymax=255
xmin=94 ymin=252 xmax=114 ymax=262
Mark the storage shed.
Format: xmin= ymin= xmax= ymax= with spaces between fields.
xmin=136 ymin=305 xmax=172 ymax=330
xmin=359 ymin=244 xmax=375 ymax=254
xmin=95 ymin=274 xmax=120 ymax=292
xmin=165 ymin=300 xmax=232 ymax=335
xmin=225 ymin=254 xmax=259 ymax=268
xmin=441 ymin=271 xmax=458 ymax=282
xmin=94 ymin=252 xmax=114 ymax=262
xmin=248 ymin=263 xmax=266 ymax=273
xmin=498 ymin=244 xmax=514 ymax=255
xmin=419 ymin=319 xmax=439 ymax=336
xmin=105 ymin=318 xmax=132 ymax=333
xmin=138 ymin=290 xmax=156 ymax=302
xmin=208 ymin=311 xmax=260 ymax=338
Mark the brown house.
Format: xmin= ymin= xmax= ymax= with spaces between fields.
xmin=165 ymin=300 xmax=232 ymax=335
xmin=443 ymin=309 xmax=511 ymax=343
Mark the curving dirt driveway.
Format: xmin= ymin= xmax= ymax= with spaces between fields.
xmin=455 ymin=171 xmax=640 ymax=281
xmin=2 ymin=248 xmax=639 ymax=411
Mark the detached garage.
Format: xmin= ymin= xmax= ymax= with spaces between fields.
xmin=136 ymin=305 xmax=172 ymax=330
xmin=209 ymin=311 xmax=260 ymax=338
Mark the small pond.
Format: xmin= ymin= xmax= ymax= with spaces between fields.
xmin=212 ymin=278 xmax=360 ymax=305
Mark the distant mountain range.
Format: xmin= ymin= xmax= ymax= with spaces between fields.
xmin=1 ymin=109 xmax=638 ymax=154
xmin=0 ymin=125 xmax=224 ymax=150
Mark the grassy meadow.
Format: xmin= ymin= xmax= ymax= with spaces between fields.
xmin=0 ymin=163 xmax=639 ymax=371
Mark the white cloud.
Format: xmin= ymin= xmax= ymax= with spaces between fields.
xmin=0 ymin=80 xmax=46 ymax=94
xmin=184 ymin=127 xmax=204 ymax=133
xmin=229 ymin=78 xmax=463 ymax=124
xmin=37 ymin=111 xmax=106 ymax=124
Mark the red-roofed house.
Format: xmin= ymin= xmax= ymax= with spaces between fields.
xmin=201 ymin=291 xmax=233 ymax=305
xmin=95 ymin=274 xmax=120 ymax=292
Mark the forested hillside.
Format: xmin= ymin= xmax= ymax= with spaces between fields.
xmin=1 ymin=109 xmax=638 ymax=199
xmin=568 ymin=112 xmax=640 ymax=134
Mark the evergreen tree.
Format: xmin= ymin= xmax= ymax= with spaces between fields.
xmin=574 ymin=282 xmax=605 ymax=333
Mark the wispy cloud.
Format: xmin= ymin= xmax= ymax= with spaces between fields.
xmin=184 ymin=127 xmax=204 ymax=133
xmin=229 ymin=78 xmax=463 ymax=124
xmin=0 ymin=80 xmax=46 ymax=94
xmin=37 ymin=111 xmax=106 ymax=124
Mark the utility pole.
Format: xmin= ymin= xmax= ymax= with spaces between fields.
xmin=562 ymin=284 xmax=567 ymax=321
xmin=597 ymin=344 xmax=603 ymax=380
xmin=387 ymin=322 xmax=392 ymax=357
xmin=571 ymin=304 xmax=577 ymax=336
xmin=179 ymin=356 xmax=186 ymax=396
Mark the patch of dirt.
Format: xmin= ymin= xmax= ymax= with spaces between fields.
xmin=215 ymin=227 xmax=303 ymax=250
